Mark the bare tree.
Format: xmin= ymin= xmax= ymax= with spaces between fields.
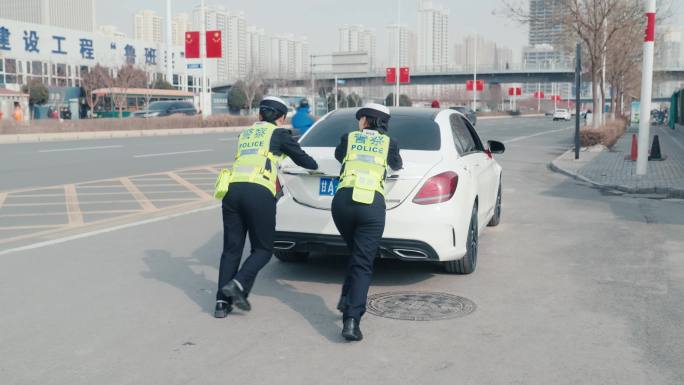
xmin=111 ymin=65 xmax=147 ymax=118
xmin=238 ymin=69 xmax=265 ymax=114
xmin=81 ymin=64 xmax=112 ymax=118
xmin=501 ymin=0 xmax=672 ymax=126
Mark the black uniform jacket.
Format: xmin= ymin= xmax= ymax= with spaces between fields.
xmin=268 ymin=128 xmax=318 ymax=170
xmin=334 ymin=130 xmax=403 ymax=172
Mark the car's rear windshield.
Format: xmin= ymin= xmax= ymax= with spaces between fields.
xmin=148 ymin=101 xmax=173 ymax=111
xmin=300 ymin=112 xmax=441 ymax=151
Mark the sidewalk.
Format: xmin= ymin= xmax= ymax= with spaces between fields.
xmin=550 ymin=124 xmax=684 ymax=198
xmin=0 ymin=126 xmax=246 ymax=144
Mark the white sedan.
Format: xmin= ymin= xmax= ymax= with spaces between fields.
xmin=553 ymin=109 xmax=572 ymax=121
xmin=273 ymin=108 xmax=505 ymax=274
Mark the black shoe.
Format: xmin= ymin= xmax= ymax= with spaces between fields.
xmin=221 ymin=280 xmax=251 ymax=311
xmin=336 ymin=295 xmax=346 ymax=313
xmin=341 ymin=318 xmax=363 ymax=341
xmin=214 ymin=300 xmax=232 ymax=318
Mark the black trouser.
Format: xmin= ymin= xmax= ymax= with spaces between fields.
xmin=331 ymin=187 xmax=386 ymax=321
xmin=217 ymin=182 xmax=276 ymax=301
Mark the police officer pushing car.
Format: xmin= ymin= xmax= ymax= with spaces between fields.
xmin=214 ymin=96 xmax=318 ymax=318
xmin=332 ymin=103 xmax=402 ymax=340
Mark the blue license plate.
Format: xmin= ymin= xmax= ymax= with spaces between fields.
xmin=319 ymin=177 xmax=339 ymax=196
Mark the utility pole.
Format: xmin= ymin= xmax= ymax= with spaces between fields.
xmin=334 ymin=75 xmax=339 ymax=110
xmin=310 ymin=54 xmax=315 ymax=116
xmin=166 ymin=0 xmax=173 ymax=86
xmin=601 ymin=17 xmax=608 ymax=124
xmin=575 ymin=42 xmax=582 ymax=160
xmin=395 ymin=0 xmax=401 ymax=107
xmin=473 ymin=36 xmax=478 ymax=111
xmin=200 ymin=0 xmax=209 ymax=118
xmin=637 ymin=0 xmax=656 ymax=175
xmin=537 ymin=82 xmax=541 ymax=112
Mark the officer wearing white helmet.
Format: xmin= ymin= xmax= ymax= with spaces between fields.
xmin=215 ymin=96 xmax=318 ymax=318
xmin=332 ymin=103 xmax=402 ymax=340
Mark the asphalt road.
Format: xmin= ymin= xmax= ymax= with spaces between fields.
xmin=2 ymin=117 xmax=683 ymax=385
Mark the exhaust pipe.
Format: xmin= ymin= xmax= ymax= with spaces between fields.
xmin=273 ymin=241 xmax=296 ymax=250
xmin=393 ymin=248 xmax=429 ymax=260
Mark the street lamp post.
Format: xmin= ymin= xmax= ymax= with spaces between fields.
xmin=637 ymin=0 xmax=656 ymax=175
xmin=395 ymin=0 xmax=401 ymax=107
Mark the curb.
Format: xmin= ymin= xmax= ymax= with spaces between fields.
xmin=549 ymin=149 xmax=684 ymax=199
xmin=0 ymin=126 xmax=246 ymax=144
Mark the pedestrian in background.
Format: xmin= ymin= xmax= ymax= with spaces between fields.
xmin=291 ymin=99 xmax=314 ymax=135
xmin=12 ymin=102 xmax=24 ymax=122
xmin=214 ymin=96 xmax=318 ymax=318
xmin=332 ymin=103 xmax=402 ymax=341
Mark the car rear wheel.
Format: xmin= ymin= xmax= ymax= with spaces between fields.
xmin=488 ymin=182 xmax=502 ymax=227
xmin=443 ymin=204 xmax=478 ymax=274
xmin=274 ymin=251 xmax=309 ymax=263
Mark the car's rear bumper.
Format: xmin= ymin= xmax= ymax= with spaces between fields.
xmin=273 ymin=231 xmax=441 ymax=261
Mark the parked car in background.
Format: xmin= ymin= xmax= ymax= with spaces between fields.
xmin=552 ymin=108 xmax=571 ymax=121
xmin=450 ymin=106 xmax=477 ymax=125
xmin=132 ymin=101 xmax=197 ymax=118
xmin=274 ymin=108 xmax=505 ymax=274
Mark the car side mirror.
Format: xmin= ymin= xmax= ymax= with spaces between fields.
xmin=488 ymin=140 xmax=505 ymax=154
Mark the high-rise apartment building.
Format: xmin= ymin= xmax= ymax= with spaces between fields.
xmin=134 ymin=10 xmax=163 ymax=43
xmin=246 ymin=26 xmax=268 ymax=75
xmin=387 ymin=24 xmax=416 ymax=68
xmin=226 ymin=12 xmax=247 ymax=79
xmin=455 ymin=35 xmax=513 ymax=71
xmin=417 ymin=0 xmax=449 ymax=71
xmin=0 ymin=0 xmax=95 ymax=31
xmin=339 ymin=25 xmax=376 ymax=69
xmin=171 ymin=13 xmax=191 ymax=46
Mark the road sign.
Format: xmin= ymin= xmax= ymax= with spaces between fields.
xmin=187 ymin=63 xmax=202 ymax=69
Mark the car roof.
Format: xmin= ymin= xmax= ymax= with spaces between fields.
xmin=329 ymin=107 xmax=440 ymax=120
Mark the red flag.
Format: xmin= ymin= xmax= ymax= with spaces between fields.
xmin=185 ymin=31 xmax=200 ymax=59
xmin=534 ymin=91 xmax=545 ymax=99
xmin=476 ymin=80 xmax=485 ymax=91
xmin=645 ymin=12 xmax=656 ymax=42
xmin=508 ymin=87 xmax=514 ymax=96
xmin=206 ymin=30 xmax=222 ymax=58
xmin=399 ymin=67 xmax=410 ymax=84
xmin=385 ymin=68 xmax=397 ymax=83
xmin=516 ymin=87 xmax=522 ymax=96
xmin=466 ymin=80 xmax=474 ymax=91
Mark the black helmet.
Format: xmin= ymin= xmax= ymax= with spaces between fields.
xmin=259 ymin=96 xmax=288 ymax=116
xmin=299 ymin=98 xmax=309 ymax=108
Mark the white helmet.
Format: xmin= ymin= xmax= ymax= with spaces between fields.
xmin=356 ymin=103 xmax=391 ymax=123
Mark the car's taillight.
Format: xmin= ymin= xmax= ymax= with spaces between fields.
xmin=412 ymin=172 xmax=458 ymax=205
xmin=276 ymin=177 xmax=283 ymax=194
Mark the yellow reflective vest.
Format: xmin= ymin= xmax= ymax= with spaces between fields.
xmin=214 ymin=122 xmax=284 ymax=199
xmin=338 ymin=130 xmax=390 ymax=204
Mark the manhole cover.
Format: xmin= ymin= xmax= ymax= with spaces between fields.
xmin=366 ymin=291 xmax=476 ymax=321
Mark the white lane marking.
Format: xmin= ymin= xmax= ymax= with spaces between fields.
xmin=38 ymin=145 xmax=123 ymax=153
xmin=133 ymin=149 xmax=214 ymax=158
xmin=503 ymin=126 xmax=573 ymax=144
xmin=0 ymin=204 xmax=220 ymax=257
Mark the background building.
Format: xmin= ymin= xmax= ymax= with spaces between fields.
xmin=246 ymin=26 xmax=268 ymax=75
xmin=98 ymin=25 xmax=126 ymax=39
xmin=0 ymin=0 xmax=96 ymax=32
xmin=417 ymin=0 xmax=449 ymax=71
xmin=386 ymin=24 xmax=416 ymax=69
xmin=171 ymin=13 xmax=191 ymax=46
xmin=455 ymin=35 xmax=513 ymax=71
xmin=134 ymin=10 xmax=163 ymax=43
xmin=338 ymin=25 xmax=376 ymax=70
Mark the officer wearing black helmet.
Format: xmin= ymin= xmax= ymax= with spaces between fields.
xmin=215 ymin=96 xmax=318 ymax=318
xmin=332 ymin=103 xmax=402 ymax=340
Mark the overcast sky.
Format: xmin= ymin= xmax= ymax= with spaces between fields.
xmin=98 ymin=0 xmax=684 ymax=63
